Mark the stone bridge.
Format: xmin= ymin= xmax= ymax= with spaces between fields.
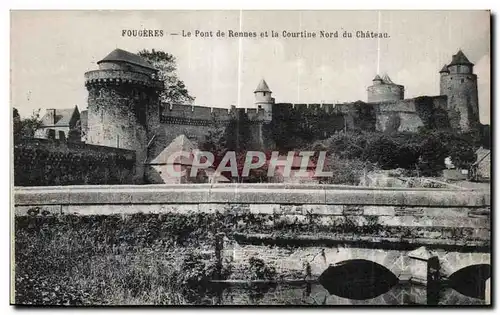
xmin=14 ymin=184 xmax=491 ymax=292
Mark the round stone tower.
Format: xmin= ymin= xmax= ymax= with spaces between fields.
xmin=84 ymin=48 xmax=163 ymax=183
xmin=254 ymin=79 xmax=274 ymax=121
xmin=367 ymin=74 xmax=405 ymax=103
xmin=439 ymin=50 xmax=479 ymax=131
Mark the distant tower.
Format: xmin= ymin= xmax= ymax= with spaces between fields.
xmin=254 ymin=79 xmax=274 ymax=121
xmin=84 ymin=48 xmax=163 ymax=183
xmin=367 ymin=74 xmax=405 ymax=103
xmin=439 ymin=50 xmax=479 ymax=131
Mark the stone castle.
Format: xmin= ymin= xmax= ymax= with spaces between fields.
xmin=35 ymin=48 xmax=480 ymax=183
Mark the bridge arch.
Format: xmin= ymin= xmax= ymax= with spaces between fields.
xmin=448 ymin=264 xmax=491 ymax=300
xmin=309 ymin=247 xmax=406 ymax=279
xmin=318 ymin=259 xmax=399 ymax=300
xmin=439 ymin=252 xmax=490 ymax=277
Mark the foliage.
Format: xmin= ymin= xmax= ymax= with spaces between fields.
xmin=14 ymin=213 xmax=231 ymax=305
xmin=137 ymin=49 xmax=195 ymax=105
xmin=308 ymin=129 xmax=479 ymax=177
xmin=13 ymin=142 xmax=135 ymax=186
xmin=417 ymin=128 xmax=477 ymax=173
xmin=224 ymin=110 xmax=255 ymax=152
xmin=248 ymin=257 xmax=276 ymax=280
xmin=177 ymin=252 xmax=232 ymax=300
xmin=317 ymin=155 xmax=372 ymax=186
xmin=267 ymin=107 xmax=340 ymax=151
xmin=13 ymin=108 xmax=42 ymax=142
xmin=67 ymin=119 xmax=82 ymax=142
xmin=201 ymin=114 xmax=271 ymax=183
xmin=414 ymin=96 xmax=451 ymax=129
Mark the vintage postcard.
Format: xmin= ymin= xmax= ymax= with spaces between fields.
xmin=11 ymin=10 xmax=491 ymax=306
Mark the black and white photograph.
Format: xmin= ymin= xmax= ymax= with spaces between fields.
xmin=9 ymin=9 xmax=491 ymax=306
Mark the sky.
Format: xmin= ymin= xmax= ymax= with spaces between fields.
xmin=11 ymin=10 xmax=490 ymax=124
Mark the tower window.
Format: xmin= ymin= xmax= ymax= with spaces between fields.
xmin=461 ymin=79 xmax=464 ymax=83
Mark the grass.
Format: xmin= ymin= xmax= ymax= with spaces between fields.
xmin=14 ymin=214 xmax=223 ymax=305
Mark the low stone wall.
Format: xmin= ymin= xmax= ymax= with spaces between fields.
xmin=13 ymin=139 xmax=136 ymax=186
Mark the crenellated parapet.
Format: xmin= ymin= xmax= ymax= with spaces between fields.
xmin=159 ymin=103 xmax=271 ymax=125
xmin=84 ymin=70 xmax=163 ymax=89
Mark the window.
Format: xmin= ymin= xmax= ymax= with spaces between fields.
xmin=461 ymin=79 xmax=464 ymax=83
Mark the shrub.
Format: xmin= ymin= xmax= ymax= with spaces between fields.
xmin=248 ymin=257 xmax=276 ymax=280
xmin=318 ymin=155 xmax=373 ymax=185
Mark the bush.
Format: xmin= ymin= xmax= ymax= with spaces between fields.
xmin=248 ymin=257 xmax=276 ymax=280
xmin=306 ymin=129 xmax=479 ymax=177
xmin=317 ymin=155 xmax=373 ymax=185
xmin=14 ymin=214 xmax=233 ymax=305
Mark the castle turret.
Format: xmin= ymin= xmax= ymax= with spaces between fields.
xmin=439 ymin=50 xmax=479 ymax=131
xmin=439 ymin=64 xmax=450 ymax=95
xmin=367 ymin=74 xmax=404 ymax=103
xmin=254 ymin=79 xmax=274 ymax=121
xmin=84 ymin=48 xmax=163 ymax=183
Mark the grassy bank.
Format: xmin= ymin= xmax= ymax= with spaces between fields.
xmin=14 ymin=214 xmax=227 ymax=305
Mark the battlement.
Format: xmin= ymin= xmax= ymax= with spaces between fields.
xmin=274 ymin=103 xmax=343 ymax=113
xmin=84 ymin=70 xmax=163 ymax=89
xmin=160 ymin=103 xmax=270 ymax=125
xmin=274 ymin=102 xmax=369 ymax=115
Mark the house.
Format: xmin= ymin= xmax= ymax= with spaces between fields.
xmin=470 ymin=147 xmax=490 ymax=181
xmin=34 ymin=106 xmax=81 ymax=141
xmin=147 ymin=134 xmax=229 ymax=184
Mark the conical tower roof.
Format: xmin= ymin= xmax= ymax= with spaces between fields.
xmin=98 ymin=48 xmax=156 ymax=70
xmin=439 ymin=64 xmax=450 ymax=73
xmin=381 ymin=74 xmax=394 ymax=84
xmin=449 ymin=50 xmax=473 ymax=66
xmin=373 ymin=74 xmax=382 ymax=81
xmin=254 ymin=79 xmax=272 ymax=93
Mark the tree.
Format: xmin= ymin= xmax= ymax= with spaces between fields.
xmin=13 ymin=108 xmax=42 ymax=142
xmin=137 ymin=49 xmax=195 ymax=105
xmin=67 ymin=119 xmax=82 ymax=142
xmin=362 ymin=135 xmax=399 ymax=169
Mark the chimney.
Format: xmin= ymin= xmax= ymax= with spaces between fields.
xmin=46 ymin=109 xmax=56 ymax=125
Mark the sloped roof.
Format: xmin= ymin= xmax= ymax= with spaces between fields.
xmin=150 ymin=134 xmax=196 ymax=165
xmin=474 ymin=147 xmax=490 ymax=166
xmin=408 ymin=246 xmax=434 ymax=260
xmin=449 ymin=50 xmax=473 ymax=66
xmin=381 ymin=74 xmax=394 ymax=84
xmin=371 ymin=73 xmax=403 ymax=87
xmin=40 ymin=107 xmax=79 ymax=127
xmin=98 ymin=48 xmax=156 ymax=70
xmin=439 ymin=64 xmax=449 ymax=73
xmin=254 ymin=79 xmax=272 ymax=93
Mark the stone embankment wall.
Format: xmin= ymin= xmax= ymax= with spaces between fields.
xmin=13 ymin=139 xmax=136 ymax=186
